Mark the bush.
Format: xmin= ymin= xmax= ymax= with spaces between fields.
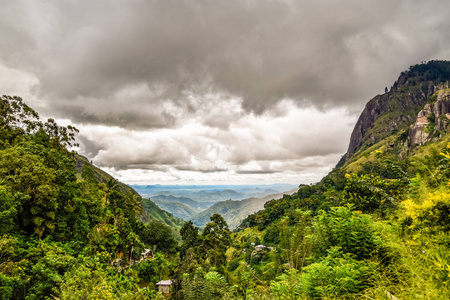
xmin=263 ymin=225 xmax=280 ymax=245
xmin=312 ymin=206 xmax=381 ymax=260
xmin=0 ymin=274 xmax=14 ymax=300
xmin=403 ymin=190 xmax=450 ymax=233
xmin=227 ymin=257 xmax=240 ymax=272
xmin=250 ymin=249 xmax=266 ymax=265
xmin=344 ymin=173 xmax=404 ymax=213
xmin=132 ymin=252 xmax=170 ymax=284
xmin=300 ymin=247 xmax=375 ymax=299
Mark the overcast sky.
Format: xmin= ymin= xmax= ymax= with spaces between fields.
xmin=2 ymin=0 xmax=450 ymax=185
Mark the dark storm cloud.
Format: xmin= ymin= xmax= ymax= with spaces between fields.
xmin=2 ymin=0 xmax=450 ymax=128
xmin=77 ymin=134 xmax=105 ymax=158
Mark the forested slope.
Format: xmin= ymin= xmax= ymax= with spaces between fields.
xmin=0 ymin=96 xmax=179 ymax=299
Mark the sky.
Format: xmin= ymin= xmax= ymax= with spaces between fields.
xmin=1 ymin=0 xmax=450 ymax=185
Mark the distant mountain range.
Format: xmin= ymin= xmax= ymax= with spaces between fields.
xmin=132 ymin=184 xmax=295 ymax=201
xmin=132 ymin=184 xmax=298 ymax=228
xmin=190 ymin=189 xmax=299 ymax=230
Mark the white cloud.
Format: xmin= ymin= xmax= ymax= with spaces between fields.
xmin=75 ymin=100 xmax=355 ymax=184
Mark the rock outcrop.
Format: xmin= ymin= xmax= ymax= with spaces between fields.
xmin=409 ymin=89 xmax=450 ymax=146
xmin=344 ymin=61 xmax=450 ymax=162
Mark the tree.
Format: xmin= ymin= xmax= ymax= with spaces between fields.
xmin=0 ymin=143 xmax=59 ymax=239
xmin=343 ymin=173 xmax=402 ymax=213
xmin=139 ymin=221 xmax=177 ymax=254
xmin=0 ymin=187 xmax=18 ymax=235
xmin=0 ymin=95 xmax=40 ymax=148
xmin=180 ymin=221 xmax=201 ymax=258
xmin=201 ymin=214 xmax=231 ymax=268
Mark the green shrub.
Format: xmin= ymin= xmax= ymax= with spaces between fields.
xmin=343 ymin=173 xmax=405 ymax=213
xmin=300 ymin=247 xmax=375 ymax=299
xmin=270 ymin=269 xmax=303 ymax=300
xmin=131 ymin=252 xmax=170 ymax=283
xmin=250 ymin=249 xmax=266 ymax=265
xmin=312 ymin=206 xmax=381 ymax=260
xmin=0 ymin=273 xmax=14 ymax=300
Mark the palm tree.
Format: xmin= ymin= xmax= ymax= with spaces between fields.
xmin=125 ymin=194 xmax=144 ymax=215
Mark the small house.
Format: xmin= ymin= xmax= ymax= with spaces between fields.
xmin=255 ymin=245 xmax=266 ymax=250
xmin=156 ymin=280 xmax=174 ymax=295
xmin=140 ymin=248 xmax=152 ymax=261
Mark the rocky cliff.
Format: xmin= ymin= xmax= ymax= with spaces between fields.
xmin=344 ymin=61 xmax=450 ymax=163
xmin=409 ymin=88 xmax=450 ymax=146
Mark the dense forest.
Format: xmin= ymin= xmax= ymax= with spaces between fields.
xmin=2 ymin=61 xmax=450 ymax=299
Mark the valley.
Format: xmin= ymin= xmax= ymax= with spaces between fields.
xmin=132 ymin=184 xmax=298 ymax=229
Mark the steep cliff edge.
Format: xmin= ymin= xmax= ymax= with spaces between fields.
xmin=344 ymin=60 xmax=450 ymax=164
xmin=409 ymin=88 xmax=450 ymax=146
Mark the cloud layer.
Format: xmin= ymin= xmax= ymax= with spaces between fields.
xmin=1 ymin=0 xmax=450 ymax=183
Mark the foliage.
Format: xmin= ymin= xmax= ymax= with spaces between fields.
xmin=250 ymin=249 xmax=267 ymax=265
xmin=300 ymin=247 xmax=375 ymax=298
xmin=403 ymin=189 xmax=450 ymax=233
xmin=311 ymin=206 xmax=380 ymax=260
xmin=343 ymin=173 xmax=406 ymax=213
xmin=139 ymin=221 xmax=177 ymax=254
xmin=270 ymin=269 xmax=303 ymax=300
xmin=131 ymin=252 xmax=171 ymax=284
xmin=59 ymin=262 xmax=148 ymax=300
xmin=279 ymin=210 xmax=312 ymax=270
xmin=182 ymin=267 xmax=235 ymax=300
xmin=201 ymin=214 xmax=232 ymax=268
xmin=180 ymin=220 xmax=201 ymax=258
xmin=0 ymin=97 xmax=169 ymax=299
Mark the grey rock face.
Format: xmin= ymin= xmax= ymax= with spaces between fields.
xmin=344 ymin=61 xmax=450 ymax=163
xmin=409 ymin=89 xmax=450 ymax=146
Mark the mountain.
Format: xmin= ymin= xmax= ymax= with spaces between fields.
xmin=132 ymin=184 xmax=297 ymax=200
xmin=152 ymin=197 xmax=200 ymax=220
xmin=151 ymin=194 xmax=214 ymax=210
xmin=75 ymin=154 xmax=138 ymax=196
xmin=240 ymin=60 xmax=450 ymax=231
xmin=134 ymin=184 xmax=298 ymax=221
xmin=342 ymin=60 xmax=450 ymax=166
xmin=140 ymin=199 xmax=184 ymax=240
xmin=228 ymin=61 xmax=450 ymax=298
xmin=190 ymin=189 xmax=298 ymax=230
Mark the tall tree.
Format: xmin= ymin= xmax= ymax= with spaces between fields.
xmin=180 ymin=221 xmax=201 ymax=258
xmin=201 ymin=214 xmax=231 ymax=268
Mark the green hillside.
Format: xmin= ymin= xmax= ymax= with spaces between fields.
xmin=0 ymin=96 xmax=180 ymax=299
xmin=190 ymin=189 xmax=298 ymax=230
xmin=75 ymin=155 xmax=185 ymax=234
xmin=74 ymin=154 xmax=137 ymax=196
xmin=140 ymin=198 xmax=184 ymax=231
xmin=152 ymin=198 xmax=200 ymax=220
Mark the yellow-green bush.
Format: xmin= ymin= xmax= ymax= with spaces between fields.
xmin=403 ymin=189 xmax=450 ymax=233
